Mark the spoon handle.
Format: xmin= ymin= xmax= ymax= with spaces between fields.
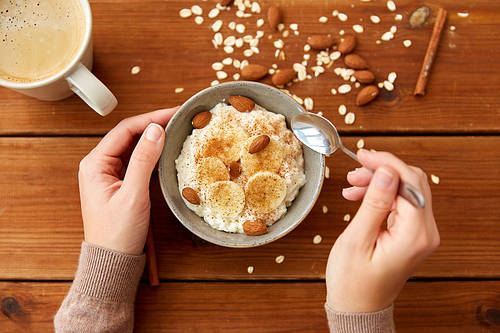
xmin=341 ymin=146 xmax=425 ymax=209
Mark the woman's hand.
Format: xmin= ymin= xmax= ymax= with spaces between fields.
xmin=78 ymin=108 xmax=178 ymax=255
xmin=326 ymin=149 xmax=440 ymax=313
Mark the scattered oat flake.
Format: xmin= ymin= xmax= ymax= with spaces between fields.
xmin=395 ymin=14 xmax=403 ymax=21
xmin=339 ymin=29 xmax=345 ymax=36
xmin=179 ymin=8 xmax=192 ymax=18
xmin=304 ymin=97 xmax=314 ymax=111
xmin=403 ymin=39 xmax=412 ymax=47
xmin=319 ymin=16 xmax=328 ymax=23
xmin=387 ymin=0 xmax=396 ymax=11
xmin=345 ymin=112 xmax=355 ymax=125
xmin=278 ymin=23 xmax=285 ymax=31
xmin=390 ymin=25 xmax=397 ymax=34
xmin=290 ymin=23 xmax=298 ymax=30
xmin=256 ymin=18 xmax=264 ymax=27
xmin=313 ymin=235 xmax=322 ymax=245
xmin=384 ymin=80 xmax=394 ymax=91
xmin=210 ymin=80 xmax=219 ymax=86
xmin=381 ymin=31 xmax=394 ymax=41
xmin=388 ymin=72 xmax=397 ymax=83
xmin=330 ymin=88 xmax=337 ymax=95
xmin=236 ymin=24 xmax=246 ymax=33
xmin=449 ymin=25 xmax=456 ymax=31
xmin=338 ymin=13 xmax=348 ymax=21
xmin=275 ymin=255 xmax=285 ymax=264
xmin=322 ymin=205 xmax=328 ymax=214
xmin=224 ymin=46 xmax=234 ymax=54
xmin=233 ymin=73 xmax=240 ymax=80
xmin=332 ymin=10 xmax=339 ymax=17
xmin=247 ymin=266 xmax=254 ymax=274
xmin=370 ymin=15 xmax=380 ymax=24
xmin=251 ymin=2 xmax=261 ymax=13
xmin=431 ymin=174 xmax=440 ymax=184
xmin=208 ymin=8 xmax=220 ymax=19
xmin=130 ymin=66 xmax=141 ymax=75
xmin=353 ymin=24 xmax=364 ymax=33
xmin=216 ymin=71 xmax=228 ymax=80
xmin=457 ymin=12 xmax=469 ymax=18
xmin=357 ymin=139 xmax=365 ymax=149
xmin=191 ymin=5 xmax=202 ymax=15
xmin=338 ymin=84 xmax=352 ymax=94
xmin=325 ymin=166 xmax=330 ymax=179
xmin=194 ymin=16 xmax=204 ymax=25
xmin=338 ymin=104 xmax=347 ymax=115
xmin=274 ymin=39 xmax=284 ymax=49
xmin=377 ymin=82 xmax=384 ymax=88
xmin=212 ymin=20 xmax=223 ymax=32
xmin=174 ymin=87 xmax=184 ymax=93
xmin=344 ymin=214 xmax=351 ymax=222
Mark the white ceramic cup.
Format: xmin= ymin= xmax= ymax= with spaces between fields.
xmin=0 ymin=0 xmax=117 ymax=116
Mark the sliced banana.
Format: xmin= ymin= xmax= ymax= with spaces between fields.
xmin=196 ymin=157 xmax=230 ymax=188
xmin=197 ymin=124 xmax=248 ymax=165
xmin=206 ymin=181 xmax=245 ymax=219
xmin=245 ymin=171 xmax=286 ymax=214
xmin=240 ymin=136 xmax=284 ymax=176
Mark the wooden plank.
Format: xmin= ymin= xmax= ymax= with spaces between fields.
xmin=0 ymin=136 xmax=499 ymax=280
xmin=1 ymin=0 xmax=499 ymax=135
xmin=1 ymin=281 xmax=499 ymax=332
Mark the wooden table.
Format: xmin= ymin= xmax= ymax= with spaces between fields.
xmin=1 ymin=0 xmax=499 ymax=331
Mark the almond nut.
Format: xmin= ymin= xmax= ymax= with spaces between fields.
xmin=243 ymin=220 xmax=268 ymax=236
xmin=192 ymin=111 xmax=212 ymax=129
xmin=229 ymin=160 xmax=241 ymax=178
xmin=307 ymin=34 xmax=335 ymax=50
xmin=356 ymin=85 xmax=379 ymax=106
xmin=249 ymin=135 xmax=270 ymax=154
xmin=229 ymin=95 xmax=255 ymax=112
xmin=267 ymin=5 xmax=281 ymax=30
xmin=344 ymin=54 xmax=368 ymax=69
xmin=353 ymin=70 xmax=376 ymax=84
xmin=241 ymin=64 xmax=268 ymax=81
xmin=338 ymin=35 xmax=356 ymax=54
xmin=182 ymin=187 xmax=200 ymax=205
xmin=271 ymin=69 xmax=296 ymax=86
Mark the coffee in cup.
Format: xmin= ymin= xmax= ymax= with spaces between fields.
xmin=0 ymin=0 xmax=86 ymax=83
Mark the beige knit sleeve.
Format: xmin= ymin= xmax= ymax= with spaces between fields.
xmin=325 ymin=303 xmax=395 ymax=333
xmin=54 ymin=241 xmax=146 ymax=333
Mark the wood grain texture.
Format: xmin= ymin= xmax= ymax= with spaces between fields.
xmin=1 ymin=281 xmax=499 ymax=332
xmin=0 ymin=136 xmax=498 ymax=280
xmin=0 ymin=0 xmax=499 ymax=135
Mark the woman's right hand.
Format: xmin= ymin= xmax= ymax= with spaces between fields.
xmin=326 ymin=149 xmax=440 ymax=313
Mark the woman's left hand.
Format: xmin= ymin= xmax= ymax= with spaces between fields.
xmin=78 ymin=108 xmax=177 ymax=255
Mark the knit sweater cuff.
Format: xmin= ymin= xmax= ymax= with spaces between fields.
xmin=71 ymin=241 xmax=146 ymax=304
xmin=324 ymin=303 xmax=395 ymax=333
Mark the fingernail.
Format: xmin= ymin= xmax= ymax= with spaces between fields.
xmin=342 ymin=187 xmax=356 ymax=195
xmin=145 ymin=123 xmax=163 ymax=142
xmin=347 ymin=168 xmax=360 ymax=176
xmin=373 ymin=167 xmax=394 ymax=189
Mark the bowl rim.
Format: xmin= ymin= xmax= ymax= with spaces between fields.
xmin=158 ymin=81 xmax=325 ymax=248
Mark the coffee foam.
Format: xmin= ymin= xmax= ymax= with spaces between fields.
xmin=0 ymin=0 xmax=85 ymax=83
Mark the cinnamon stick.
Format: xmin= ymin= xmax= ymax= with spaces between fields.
xmin=145 ymin=222 xmax=160 ymax=287
xmin=414 ymin=7 xmax=447 ymax=96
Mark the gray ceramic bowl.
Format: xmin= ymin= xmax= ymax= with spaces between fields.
xmin=158 ymin=81 xmax=325 ymax=247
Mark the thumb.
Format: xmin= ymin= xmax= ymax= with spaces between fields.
xmin=350 ymin=166 xmax=399 ymax=245
xmin=122 ymin=123 xmax=165 ymax=194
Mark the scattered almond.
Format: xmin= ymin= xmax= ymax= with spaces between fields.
xmin=182 ymin=187 xmax=200 ymax=205
xmin=229 ymin=161 xmax=241 ymax=178
xmin=356 ymin=85 xmax=379 ymax=106
xmin=344 ymin=54 xmax=368 ymax=69
xmin=192 ymin=111 xmax=212 ymax=129
xmin=271 ymin=68 xmax=296 ymax=86
xmin=241 ymin=64 xmax=268 ymax=81
xmin=249 ymin=135 xmax=270 ymax=154
xmin=267 ymin=5 xmax=281 ymax=30
xmin=275 ymin=255 xmax=285 ymax=264
xmin=353 ymin=70 xmax=375 ymax=83
xmin=307 ymin=34 xmax=335 ymax=50
xmin=338 ymin=35 xmax=356 ymax=54
xmin=243 ymin=220 xmax=268 ymax=235
xmin=229 ymin=95 xmax=255 ymax=112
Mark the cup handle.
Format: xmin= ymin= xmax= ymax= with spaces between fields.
xmin=66 ymin=63 xmax=118 ymax=116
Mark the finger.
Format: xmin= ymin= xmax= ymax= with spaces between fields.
xmin=121 ymin=123 xmax=165 ymax=195
xmin=96 ymin=107 xmax=178 ymax=158
xmin=349 ymin=166 xmax=399 ymax=246
xmin=342 ymin=186 xmax=367 ymax=201
xmin=357 ymin=149 xmax=424 ymax=192
xmin=346 ymin=167 xmax=374 ymax=187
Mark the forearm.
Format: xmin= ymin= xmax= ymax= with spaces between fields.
xmin=54 ymin=242 xmax=145 ymax=333
xmin=325 ymin=303 xmax=395 ymax=333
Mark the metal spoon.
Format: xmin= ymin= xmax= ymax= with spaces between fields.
xmin=291 ymin=113 xmax=425 ymax=208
